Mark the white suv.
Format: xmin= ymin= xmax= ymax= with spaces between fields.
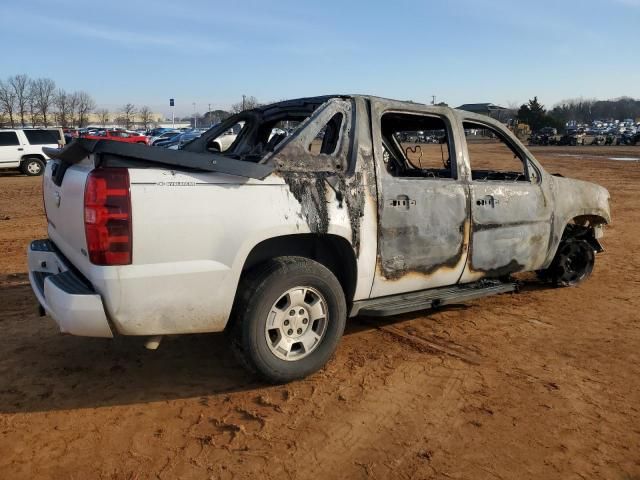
xmin=0 ymin=128 xmax=64 ymax=176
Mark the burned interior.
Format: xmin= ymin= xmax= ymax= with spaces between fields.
xmin=463 ymin=121 xmax=535 ymax=182
xmin=184 ymin=96 xmax=353 ymax=170
xmin=381 ymin=112 xmax=453 ymax=179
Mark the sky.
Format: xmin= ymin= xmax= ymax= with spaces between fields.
xmin=1 ymin=0 xmax=639 ymax=117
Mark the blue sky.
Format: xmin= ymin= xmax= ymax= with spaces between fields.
xmin=1 ymin=0 xmax=639 ymax=116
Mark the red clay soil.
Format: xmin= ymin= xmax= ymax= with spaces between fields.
xmin=0 ymin=147 xmax=639 ymax=479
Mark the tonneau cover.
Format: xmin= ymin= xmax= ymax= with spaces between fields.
xmin=43 ymin=139 xmax=274 ymax=180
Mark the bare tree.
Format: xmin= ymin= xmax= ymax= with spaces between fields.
xmin=138 ymin=106 xmax=153 ymax=131
xmin=31 ymin=78 xmax=56 ymax=127
xmin=114 ymin=115 xmax=127 ymax=128
xmin=28 ymin=83 xmax=40 ymax=126
xmin=54 ymin=89 xmax=72 ymax=127
xmin=0 ymin=80 xmax=17 ymax=128
xmin=120 ymin=103 xmax=136 ymax=129
xmin=230 ymin=95 xmax=259 ymax=114
xmin=95 ymin=108 xmax=110 ymax=127
xmin=8 ymin=74 xmax=30 ymax=127
xmin=75 ymin=91 xmax=96 ymax=128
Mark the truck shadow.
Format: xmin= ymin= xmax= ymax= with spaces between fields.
xmin=0 ymin=279 xmax=554 ymax=414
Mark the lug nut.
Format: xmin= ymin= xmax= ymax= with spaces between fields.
xmin=297 ymin=328 xmax=302 ymax=334
xmin=287 ymin=329 xmax=293 ymax=335
xmin=289 ymin=310 xmax=295 ymax=316
xmin=302 ymin=318 xmax=308 ymax=324
xmin=299 ymin=309 xmax=305 ymax=315
xmin=284 ymin=320 xmax=289 ymax=326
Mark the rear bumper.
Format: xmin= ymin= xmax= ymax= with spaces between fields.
xmin=27 ymin=239 xmax=113 ymax=338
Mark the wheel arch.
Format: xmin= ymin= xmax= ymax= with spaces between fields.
xmin=240 ymin=233 xmax=358 ymax=305
xmin=21 ymin=154 xmax=45 ymax=163
xmin=545 ymin=213 xmax=607 ymax=268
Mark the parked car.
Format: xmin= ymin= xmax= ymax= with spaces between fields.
xmin=149 ymin=130 xmax=180 ymax=146
xmin=81 ymin=129 xmax=149 ymax=145
xmin=165 ymin=131 xmax=203 ymax=150
xmin=146 ymin=127 xmax=174 ymax=138
xmin=0 ymin=128 xmax=64 ymax=176
xmin=209 ymin=123 xmax=243 ymax=151
xmin=29 ymin=95 xmax=610 ymax=383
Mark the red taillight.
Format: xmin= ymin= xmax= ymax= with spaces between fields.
xmin=84 ymin=168 xmax=132 ymax=265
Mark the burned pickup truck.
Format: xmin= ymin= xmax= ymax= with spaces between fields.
xmin=29 ymin=95 xmax=610 ymax=382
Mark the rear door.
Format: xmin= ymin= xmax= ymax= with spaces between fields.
xmin=370 ymin=100 xmax=470 ymax=298
xmin=459 ymin=119 xmax=552 ymax=281
xmin=0 ymin=131 xmax=22 ymax=167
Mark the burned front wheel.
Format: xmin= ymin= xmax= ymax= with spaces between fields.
xmin=543 ymin=239 xmax=595 ymax=287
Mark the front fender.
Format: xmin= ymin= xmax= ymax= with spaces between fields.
xmin=544 ymin=175 xmax=611 ymax=267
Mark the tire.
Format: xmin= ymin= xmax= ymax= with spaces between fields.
xmin=21 ymin=157 xmax=45 ymax=176
xmin=229 ymin=256 xmax=347 ymax=383
xmin=546 ymin=238 xmax=595 ymax=287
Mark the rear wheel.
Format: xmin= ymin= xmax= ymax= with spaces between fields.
xmin=229 ymin=257 xmax=347 ymax=383
xmin=544 ymin=239 xmax=595 ymax=287
xmin=21 ymin=157 xmax=45 ymax=176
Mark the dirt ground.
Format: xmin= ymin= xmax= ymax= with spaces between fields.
xmin=1 ymin=146 xmax=639 ymax=479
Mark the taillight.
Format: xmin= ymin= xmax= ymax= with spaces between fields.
xmin=84 ymin=168 xmax=132 ymax=265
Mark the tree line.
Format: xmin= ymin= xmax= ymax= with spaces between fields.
xmin=0 ymin=74 xmax=95 ymax=128
xmin=0 ymin=74 xmax=158 ymax=130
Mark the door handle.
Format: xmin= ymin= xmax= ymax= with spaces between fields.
xmin=476 ymin=195 xmax=499 ymax=208
xmin=389 ymin=195 xmax=416 ymax=209
xmin=17 ymin=148 xmax=24 ymax=151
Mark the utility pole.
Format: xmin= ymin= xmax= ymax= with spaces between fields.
xmin=170 ymin=98 xmax=175 ymax=128
xmin=208 ymin=103 xmax=211 ymax=127
xmin=431 ymin=95 xmax=436 ymax=105
xmin=242 ymin=94 xmax=246 ymax=111
xmin=192 ymin=102 xmax=196 ymax=129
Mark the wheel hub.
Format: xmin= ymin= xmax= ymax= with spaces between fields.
xmin=283 ymin=306 xmax=310 ymax=338
xmin=265 ymin=286 xmax=328 ymax=361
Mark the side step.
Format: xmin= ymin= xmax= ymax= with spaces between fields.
xmin=350 ymin=280 xmax=518 ymax=317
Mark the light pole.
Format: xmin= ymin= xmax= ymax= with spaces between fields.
xmin=242 ymin=94 xmax=246 ymax=111
xmin=192 ymin=102 xmax=196 ymax=129
xmin=208 ymin=103 xmax=211 ymax=127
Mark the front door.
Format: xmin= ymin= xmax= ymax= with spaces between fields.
xmin=370 ymin=101 xmax=470 ymax=298
xmin=459 ymin=120 xmax=552 ymax=282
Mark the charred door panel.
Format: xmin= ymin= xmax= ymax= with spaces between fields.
xmin=369 ymin=100 xmax=470 ymax=298
xmin=463 ymin=183 xmax=551 ymax=278
xmin=376 ymin=179 xmax=468 ymax=284
xmin=459 ymin=118 xmax=553 ymax=281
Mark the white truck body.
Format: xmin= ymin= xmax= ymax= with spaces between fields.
xmin=27 ymin=95 xmax=611 ymax=381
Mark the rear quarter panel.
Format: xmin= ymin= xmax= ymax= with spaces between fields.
xmin=103 ymin=168 xmax=357 ymax=335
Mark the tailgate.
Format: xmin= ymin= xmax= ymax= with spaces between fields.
xmin=42 ymin=158 xmax=94 ymax=277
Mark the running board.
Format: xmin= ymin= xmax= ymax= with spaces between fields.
xmin=350 ymin=280 xmax=518 ymax=317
